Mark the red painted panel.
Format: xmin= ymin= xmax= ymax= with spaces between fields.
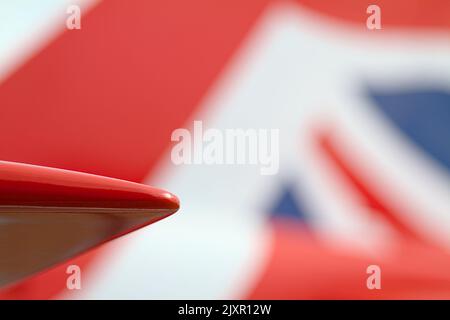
xmin=0 ymin=0 xmax=270 ymax=299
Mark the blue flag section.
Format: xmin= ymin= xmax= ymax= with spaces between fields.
xmin=369 ymin=88 xmax=450 ymax=172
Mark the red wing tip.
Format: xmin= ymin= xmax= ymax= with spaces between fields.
xmin=160 ymin=190 xmax=180 ymax=211
xmin=0 ymin=160 xmax=181 ymax=212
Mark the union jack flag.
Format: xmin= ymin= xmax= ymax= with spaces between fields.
xmin=0 ymin=0 xmax=449 ymax=299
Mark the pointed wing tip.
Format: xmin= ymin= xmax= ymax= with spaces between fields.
xmin=161 ymin=190 xmax=180 ymax=212
xmin=0 ymin=161 xmax=181 ymax=288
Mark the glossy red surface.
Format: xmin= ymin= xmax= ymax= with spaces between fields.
xmin=0 ymin=160 xmax=180 ymax=288
xmin=0 ymin=160 xmax=179 ymax=211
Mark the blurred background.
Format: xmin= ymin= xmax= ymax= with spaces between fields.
xmin=0 ymin=0 xmax=449 ymax=299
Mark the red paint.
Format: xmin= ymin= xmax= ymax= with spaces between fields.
xmin=0 ymin=160 xmax=179 ymax=211
xmin=0 ymin=160 xmax=179 ymax=296
xmin=0 ymin=0 xmax=271 ymax=182
xmin=0 ymin=0 xmax=270 ymax=299
xmin=317 ymin=130 xmax=424 ymax=242
xmin=294 ymin=0 xmax=450 ymax=31
xmin=248 ymin=222 xmax=450 ymax=299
